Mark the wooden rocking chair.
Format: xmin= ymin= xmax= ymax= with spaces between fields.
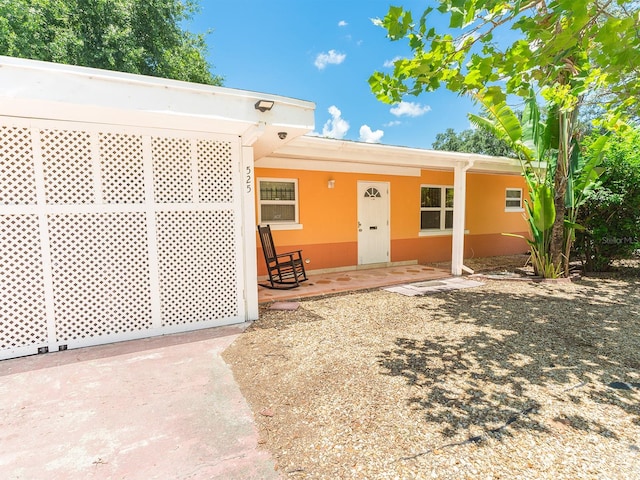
xmin=257 ymin=225 xmax=308 ymax=289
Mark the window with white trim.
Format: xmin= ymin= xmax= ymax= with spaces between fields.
xmin=258 ymin=178 xmax=299 ymax=225
xmin=420 ymin=186 xmax=454 ymax=230
xmin=505 ymin=188 xmax=523 ymax=211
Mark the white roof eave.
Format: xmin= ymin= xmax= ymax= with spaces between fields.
xmin=267 ymin=135 xmax=523 ymax=175
xmin=0 ymin=56 xmax=315 ymax=142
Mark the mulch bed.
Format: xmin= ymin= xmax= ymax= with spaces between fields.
xmin=223 ymin=256 xmax=640 ymax=479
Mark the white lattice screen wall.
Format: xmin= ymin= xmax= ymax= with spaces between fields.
xmin=0 ymin=117 xmax=245 ymax=360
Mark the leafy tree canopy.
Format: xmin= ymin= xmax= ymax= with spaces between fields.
xmin=432 ymin=126 xmax=515 ymax=157
xmin=370 ymin=0 xmax=640 ymax=275
xmin=370 ymin=1 xmax=640 ymax=124
xmin=0 ymin=0 xmax=221 ymax=85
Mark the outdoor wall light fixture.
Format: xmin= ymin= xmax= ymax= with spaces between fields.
xmin=254 ymin=99 xmax=275 ymax=112
xmin=328 ymin=179 xmax=335 ymax=189
xmin=278 ymin=132 xmax=288 ymax=140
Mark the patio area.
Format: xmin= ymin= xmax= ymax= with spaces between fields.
xmin=257 ymin=263 xmax=452 ymax=303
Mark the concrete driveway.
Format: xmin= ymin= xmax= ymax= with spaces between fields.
xmin=0 ymin=324 xmax=279 ymax=479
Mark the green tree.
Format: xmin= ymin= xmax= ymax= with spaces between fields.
xmin=0 ymin=0 xmax=221 ymax=85
xmin=469 ymin=89 xmax=561 ymax=277
xmin=370 ymin=1 xmax=640 ymax=276
xmin=576 ymin=128 xmax=640 ymax=271
xmin=432 ymin=128 xmax=463 ymax=151
xmin=432 ymin=127 xmax=515 ymax=157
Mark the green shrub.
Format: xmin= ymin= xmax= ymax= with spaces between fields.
xmin=575 ymin=129 xmax=640 ymax=271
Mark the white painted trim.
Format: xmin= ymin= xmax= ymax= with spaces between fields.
xmin=256 ymin=177 xmax=300 ymax=225
xmin=256 ymin=156 xmax=422 ymax=177
xmin=420 ymin=229 xmax=453 ymax=237
xmin=231 ymin=140 xmax=249 ymax=326
xmin=241 ymin=145 xmax=259 ymax=321
xmin=142 ymin=135 xmax=162 ymax=329
xmin=267 ymin=135 xmax=524 ymax=175
xmin=190 ymin=138 xmax=200 ymax=203
xmin=31 ymin=127 xmax=57 ymax=350
xmin=505 ymin=187 xmax=524 ymax=211
xmin=263 ymin=223 xmax=303 ymax=231
xmin=451 ymin=160 xmax=474 ymax=276
xmin=0 ymin=202 xmax=240 ymax=215
xmin=0 ymin=56 xmax=315 ymax=125
xmin=420 ymin=184 xmax=454 ymax=231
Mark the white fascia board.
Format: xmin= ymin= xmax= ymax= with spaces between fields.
xmin=270 ymin=135 xmax=523 ymax=175
xmin=255 ymin=156 xmax=422 ymax=177
xmin=467 ymin=160 xmax=523 ymax=174
xmin=0 ymin=56 xmax=315 ymax=136
xmin=1 ymin=96 xmax=258 ymax=135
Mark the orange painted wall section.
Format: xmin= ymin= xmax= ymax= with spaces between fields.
xmin=254 ymin=166 xmax=529 ymax=274
xmin=466 ymin=232 xmax=529 ymax=259
xmin=466 ymin=174 xmax=530 ymax=235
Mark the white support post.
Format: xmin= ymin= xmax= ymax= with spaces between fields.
xmin=451 ymin=159 xmax=474 ymax=276
xmin=241 ymin=144 xmax=259 ymax=321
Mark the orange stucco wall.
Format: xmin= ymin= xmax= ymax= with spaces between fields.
xmin=255 ymin=167 xmax=529 ymax=274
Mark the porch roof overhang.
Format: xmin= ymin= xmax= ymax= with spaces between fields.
xmin=0 ymin=56 xmax=315 ymax=154
xmin=258 ymin=135 xmax=524 ymax=278
xmin=258 ymin=135 xmax=523 ymax=175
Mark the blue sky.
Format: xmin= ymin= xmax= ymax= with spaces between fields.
xmin=189 ymin=0 xmax=480 ymax=149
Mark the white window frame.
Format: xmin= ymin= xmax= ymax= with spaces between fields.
xmin=419 ymin=185 xmax=454 ymax=233
xmin=257 ymin=177 xmax=302 ymax=230
xmin=505 ymin=188 xmax=524 ymax=212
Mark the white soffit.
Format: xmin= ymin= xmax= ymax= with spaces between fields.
xmin=256 ymin=156 xmax=422 ymax=177
xmin=264 ymin=135 xmax=523 ymax=175
xmin=0 ymin=56 xmax=315 ymax=140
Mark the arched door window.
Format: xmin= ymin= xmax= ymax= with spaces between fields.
xmin=364 ymin=187 xmax=381 ymax=198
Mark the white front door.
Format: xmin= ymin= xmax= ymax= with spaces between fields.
xmin=357 ymin=181 xmax=390 ymax=265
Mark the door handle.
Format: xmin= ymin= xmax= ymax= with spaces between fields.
xmin=369 ymin=226 xmax=377 ymax=230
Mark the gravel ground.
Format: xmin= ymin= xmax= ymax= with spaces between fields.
xmin=223 ymin=257 xmax=640 ymax=479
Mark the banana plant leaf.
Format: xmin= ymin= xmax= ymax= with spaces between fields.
xmin=532 ymin=184 xmax=556 ymax=232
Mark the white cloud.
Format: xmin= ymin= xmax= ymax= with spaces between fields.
xmin=384 ymin=120 xmax=402 ymax=127
xmin=370 ymin=17 xmax=383 ymax=27
xmin=314 ymin=50 xmax=346 ymax=70
xmin=359 ymin=125 xmax=384 ymax=143
xmin=390 ymin=101 xmax=432 ymax=117
xmin=338 ymin=20 xmax=348 ymax=27
xmin=383 ymin=56 xmax=402 ymax=68
xmin=322 ymin=105 xmax=350 ymax=139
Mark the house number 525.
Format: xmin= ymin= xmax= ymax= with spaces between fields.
xmin=246 ymin=166 xmax=253 ymax=193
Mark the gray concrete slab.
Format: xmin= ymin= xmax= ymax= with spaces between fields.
xmin=0 ymin=324 xmax=280 ymax=479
